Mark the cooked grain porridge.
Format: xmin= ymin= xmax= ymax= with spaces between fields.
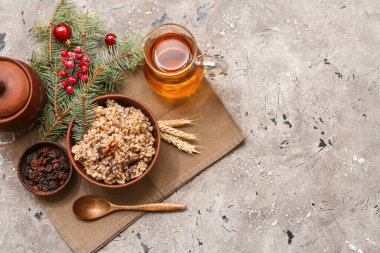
xmin=71 ymin=100 xmax=155 ymax=184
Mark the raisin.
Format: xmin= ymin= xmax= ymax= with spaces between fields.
xmin=40 ymin=185 xmax=49 ymax=191
xmin=30 ymin=160 xmax=39 ymax=168
xmin=28 ymin=171 xmax=36 ymax=180
xmin=48 ymin=181 xmax=58 ymax=190
xmin=26 ymin=154 xmax=35 ymax=164
xmin=35 ymin=176 xmax=42 ymax=182
xmin=21 ymin=167 xmax=29 ymax=178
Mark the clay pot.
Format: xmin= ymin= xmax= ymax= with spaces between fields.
xmin=0 ymin=56 xmax=45 ymax=131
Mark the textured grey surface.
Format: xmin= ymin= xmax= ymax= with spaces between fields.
xmin=1 ymin=0 xmax=380 ymax=252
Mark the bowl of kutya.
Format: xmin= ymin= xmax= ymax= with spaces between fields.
xmin=66 ymin=94 xmax=161 ymax=188
xmin=17 ymin=141 xmax=72 ymax=196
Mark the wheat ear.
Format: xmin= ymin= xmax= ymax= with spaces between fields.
xmin=160 ymin=133 xmax=199 ymax=155
xmin=158 ymin=118 xmax=194 ymax=128
xmin=158 ymin=123 xmax=198 ymax=141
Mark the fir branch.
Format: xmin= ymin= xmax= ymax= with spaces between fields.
xmin=70 ymin=94 xmax=96 ymax=141
xmin=32 ymin=25 xmax=50 ymax=29
xmin=83 ymin=47 xmax=142 ymax=93
xmin=48 ymin=2 xmax=60 ymax=61
xmin=48 ymin=0 xmax=77 ymax=61
xmin=40 ymin=104 xmax=74 ymax=141
xmin=103 ymin=48 xmax=143 ymax=66
xmin=81 ymin=95 xmax=87 ymax=131
xmin=31 ymin=0 xmax=144 ymax=141
xmin=38 ymin=66 xmax=100 ymax=141
xmin=48 ymin=0 xmax=67 ymax=62
xmin=39 ymin=64 xmax=100 ymax=141
xmin=53 ymin=66 xmax=59 ymax=117
xmin=81 ymin=10 xmax=89 ymax=54
xmin=49 ymin=25 xmax=53 ymax=62
xmin=30 ymin=17 xmax=50 ymax=38
xmin=36 ymin=106 xmax=68 ymax=142
xmin=85 ymin=66 xmax=103 ymax=92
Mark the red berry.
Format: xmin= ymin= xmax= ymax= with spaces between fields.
xmin=73 ymin=47 xmax=81 ymax=54
xmin=60 ymin=80 xmax=68 ymax=88
xmin=60 ymin=50 xmax=68 ymax=57
xmin=62 ymin=59 xmax=69 ymax=65
xmin=66 ymin=86 xmax=74 ymax=94
xmin=76 ymin=53 xmax=83 ymax=60
xmin=81 ymin=65 xmax=89 ymax=72
xmin=82 ymin=74 xmax=89 ymax=82
xmin=59 ymin=69 xmax=67 ymax=77
xmin=78 ymin=61 xmax=86 ymax=67
xmin=67 ymin=76 xmax=76 ymax=84
xmin=77 ymin=71 xmax=83 ymax=78
xmin=67 ymin=52 xmax=75 ymax=58
xmin=65 ymin=61 xmax=74 ymax=69
xmin=82 ymin=55 xmax=90 ymax=63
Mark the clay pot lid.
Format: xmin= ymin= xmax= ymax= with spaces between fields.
xmin=0 ymin=58 xmax=30 ymax=118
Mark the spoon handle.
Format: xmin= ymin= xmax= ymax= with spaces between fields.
xmin=112 ymin=203 xmax=187 ymax=212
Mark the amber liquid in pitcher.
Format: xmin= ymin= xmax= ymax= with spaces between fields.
xmin=144 ymin=33 xmax=204 ymax=98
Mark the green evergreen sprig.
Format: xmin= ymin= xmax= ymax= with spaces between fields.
xmin=30 ymin=0 xmax=143 ymax=141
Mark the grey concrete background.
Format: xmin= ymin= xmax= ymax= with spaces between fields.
xmin=1 ymin=0 xmax=380 ymax=252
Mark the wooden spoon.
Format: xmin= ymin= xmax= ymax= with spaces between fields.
xmin=73 ymin=195 xmax=187 ymax=220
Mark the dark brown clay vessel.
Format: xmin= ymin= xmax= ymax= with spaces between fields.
xmin=66 ymin=94 xmax=161 ymax=189
xmin=0 ymin=56 xmax=45 ymax=131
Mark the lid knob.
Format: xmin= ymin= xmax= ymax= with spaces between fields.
xmin=0 ymin=81 xmax=5 ymax=95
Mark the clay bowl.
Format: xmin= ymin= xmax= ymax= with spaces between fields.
xmin=66 ymin=94 xmax=161 ymax=189
xmin=17 ymin=141 xmax=73 ymax=196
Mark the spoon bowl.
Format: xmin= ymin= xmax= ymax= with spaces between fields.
xmin=73 ymin=195 xmax=187 ymax=220
xmin=73 ymin=195 xmax=111 ymax=220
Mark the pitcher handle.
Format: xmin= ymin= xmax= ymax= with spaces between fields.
xmin=195 ymin=55 xmax=228 ymax=77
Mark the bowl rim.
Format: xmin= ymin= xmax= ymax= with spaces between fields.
xmin=17 ymin=141 xmax=73 ymax=196
xmin=66 ymin=94 xmax=161 ymax=189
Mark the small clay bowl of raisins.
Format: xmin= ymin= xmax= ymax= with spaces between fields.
xmin=17 ymin=141 xmax=72 ymax=196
